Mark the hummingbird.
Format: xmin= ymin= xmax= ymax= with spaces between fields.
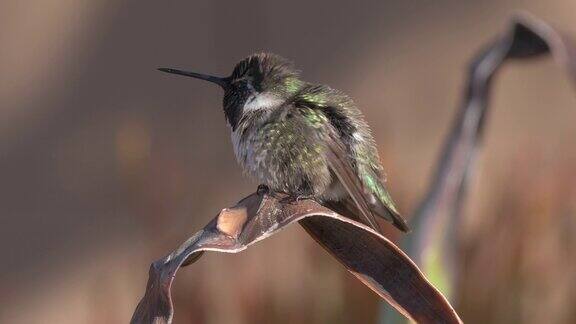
xmin=159 ymin=53 xmax=410 ymax=233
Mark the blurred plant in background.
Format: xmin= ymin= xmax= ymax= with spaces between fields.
xmin=381 ymin=15 xmax=576 ymax=323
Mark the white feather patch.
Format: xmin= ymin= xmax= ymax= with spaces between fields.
xmin=243 ymin=93 xmax=283 ymax=112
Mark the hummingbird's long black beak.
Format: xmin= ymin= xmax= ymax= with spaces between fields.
xmin=158 ymin=68 xmax=228 ymax=88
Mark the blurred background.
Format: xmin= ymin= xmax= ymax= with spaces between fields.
xmin=1 ymin=1 xmax=575 ymax=323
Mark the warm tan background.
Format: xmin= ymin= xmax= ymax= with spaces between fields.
xmin=1 ymin=1 xmax=575 ymax=323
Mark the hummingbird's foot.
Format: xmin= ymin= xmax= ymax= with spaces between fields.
xmin=279 ymin=194 xmax=314 ymax=204
xmin=257 ymin=184 xmax=270 ymax=196
xmin=295 ymin=194 xmax=314 ymax=202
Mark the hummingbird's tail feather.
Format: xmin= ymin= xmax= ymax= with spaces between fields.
xmin=364 ymin=174 xmax=411 ymax=233
xmin=368 ymin=195 xmax=411 ymax=233
xmin=393 ymin=215 xmax=411 ymax=233
xmin=323 ymin=199 xmax=383 ymax=233
xmin=324 ymin=196 xmax=410 ymax=234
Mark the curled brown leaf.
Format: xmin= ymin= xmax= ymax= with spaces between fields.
xmin=130 ymin=193 xmax=461 ymax=324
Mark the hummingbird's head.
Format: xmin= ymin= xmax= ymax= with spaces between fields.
xmin=159 ymin=53 xmax=303 ymax=129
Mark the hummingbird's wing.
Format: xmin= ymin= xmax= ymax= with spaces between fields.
xmin=324 ymin=134 xmax=410 ymax=233
xmin=324 ymin=136 xmax=384 ymax=233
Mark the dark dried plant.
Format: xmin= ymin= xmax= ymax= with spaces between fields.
xmin=383 ymin=12 xmax=576 ymax=323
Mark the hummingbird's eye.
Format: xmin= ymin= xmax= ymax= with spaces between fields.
xmin=246 ymin=81 xmax=255 ymax=92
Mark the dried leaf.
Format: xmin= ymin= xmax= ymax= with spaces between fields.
xmin=130 ymin=192 xmax=461 ymax=324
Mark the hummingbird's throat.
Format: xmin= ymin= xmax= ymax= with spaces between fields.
xmin=243 ymin=93 xmax=283 ymax=112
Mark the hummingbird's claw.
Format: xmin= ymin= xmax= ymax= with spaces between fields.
xmin=278 ymin=193 xmax=314 ymax=204
xmin=295 ymin=195 xmax=313 ymax=202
